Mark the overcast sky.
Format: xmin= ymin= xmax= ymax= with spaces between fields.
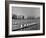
xmin=12 ymin=7 xmax=40 ymax=17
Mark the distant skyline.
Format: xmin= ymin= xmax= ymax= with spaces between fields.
xmin=12 ymin=7 xmax=40 ymax=17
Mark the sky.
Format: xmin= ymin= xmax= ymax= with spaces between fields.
xmin=12 ymin=7 xmax=40 ymax=17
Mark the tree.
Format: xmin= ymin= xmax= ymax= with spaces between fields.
xmin=12 ymin=15 xmax=17 ymax=19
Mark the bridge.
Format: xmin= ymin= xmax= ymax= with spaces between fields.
xmin=12 ymin=19 xmax=40 ymax=31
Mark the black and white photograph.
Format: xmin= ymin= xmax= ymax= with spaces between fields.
xmin=5 ymin=1 xmax=45 ymax=37
xmin=9 ymin=4 xmax=43 ymax=35
xmin=12 ymin=7 xmax=40 ymax=31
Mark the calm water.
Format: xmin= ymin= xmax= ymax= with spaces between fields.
xmin=12 ymin=19 xmax=40 ymax=31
